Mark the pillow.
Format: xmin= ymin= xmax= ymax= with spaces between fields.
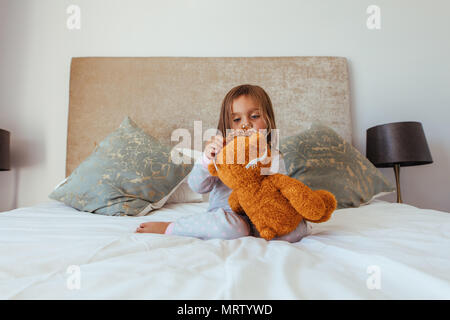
xmin=165 ymin=176 xmax=203 ymax=204
xmin=49 ymin=116 xmax=193 ymax=216
xmin=166 ymin=147 xmax=204 ymax=204
xmin=279 ymin=123 xmax=395 ymax=209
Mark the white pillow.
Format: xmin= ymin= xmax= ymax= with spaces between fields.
xmin=166 ymin=147 xmax=203 ymax=204
xmin=166 ymin=176 xmax=203 ymax=204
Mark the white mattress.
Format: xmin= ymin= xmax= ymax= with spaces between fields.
xmin=1 ymin=199 xmax=449 ymax=299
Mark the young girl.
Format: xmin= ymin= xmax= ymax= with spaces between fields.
xmin=136 ymin=84 xmax=310 ymax=242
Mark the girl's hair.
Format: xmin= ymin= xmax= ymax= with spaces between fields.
xmin=217 ymin=84 xmax=277 ymax=145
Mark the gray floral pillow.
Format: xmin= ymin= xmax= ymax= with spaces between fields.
xmin=49 ymin=117 xmax=193 ymax=216
xmin=280 ymin=123 xmax=395 ymax=209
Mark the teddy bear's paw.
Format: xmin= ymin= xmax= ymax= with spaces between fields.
xmin=291 ymin=193 xmax=326 ymax=222
xmin=313 ymin=190 xmax=337 ymax=223
xmin=260 ymin=227 xmax=277 ymax=241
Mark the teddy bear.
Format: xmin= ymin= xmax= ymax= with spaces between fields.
xmin=207 ymin=131 xmax=337 ymax=240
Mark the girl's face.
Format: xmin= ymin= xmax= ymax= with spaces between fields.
xmin=230 ymin=95 xmax=267 ymax=131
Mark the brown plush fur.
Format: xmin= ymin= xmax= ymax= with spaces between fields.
xmin=208 ymin=132 xmax=337 ymax=240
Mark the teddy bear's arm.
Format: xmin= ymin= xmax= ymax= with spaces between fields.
xmin=266 ymin=173 xmax=334 ymax=222
xmin=228 ymin=190 xmax=244 ymax=214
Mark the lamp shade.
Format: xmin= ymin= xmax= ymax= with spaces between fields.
xmin=0 ymin=129 xmax=10 ymax=171
xmin=366 ymin=122 xmax=433 ymax=168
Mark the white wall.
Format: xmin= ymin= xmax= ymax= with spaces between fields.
xmin=1 ymin=0 xmax=449 ymax=212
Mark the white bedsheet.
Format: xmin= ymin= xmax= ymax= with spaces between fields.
xmin=1 ymin=200 xmax=449 ymax=299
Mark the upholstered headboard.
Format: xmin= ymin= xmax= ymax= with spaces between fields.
xmin=66 ymin=57 xmax=352 ymax=176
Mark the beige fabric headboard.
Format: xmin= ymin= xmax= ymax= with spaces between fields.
xmin=66 ymin=57 xmax=352 ymax=176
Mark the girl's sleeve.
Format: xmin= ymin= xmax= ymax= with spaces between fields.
xmin=187 ymin=152 xmax=219 ymax=194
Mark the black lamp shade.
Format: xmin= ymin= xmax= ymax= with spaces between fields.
xmin=366 ymin=122 xmax=433 ymax=168
xmin=0 ymin=129 xmax=10 ymax=171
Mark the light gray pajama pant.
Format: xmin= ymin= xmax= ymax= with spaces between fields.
xmin=169 ymin=208 xmax=310 ymax=243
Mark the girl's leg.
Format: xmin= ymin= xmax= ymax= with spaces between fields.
xmin=251 ymin=219 xmax=311 ymax=243
xmin=136 ymin=221 xmax=170 ymax=234
xmin=273 ymin=219 xmax=311 ymax=243
xmin=167 ymin=208 xmax=251 ymax=240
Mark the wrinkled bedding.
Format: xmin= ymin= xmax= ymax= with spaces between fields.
xmin=1 ymin=200 xmax=449 ymax=299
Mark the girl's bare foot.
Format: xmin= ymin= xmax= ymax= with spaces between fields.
xmin=135 ymin=221 xmax=170 ymax=234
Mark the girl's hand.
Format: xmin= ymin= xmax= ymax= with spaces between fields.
xmin=204 ymin=135 xmax=224 ymax=161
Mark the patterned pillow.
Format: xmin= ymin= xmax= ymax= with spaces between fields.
xmin=49 ymin=117 xmax=193 ymax=216
xmin=280 ymin=123 xmax=395 ymax=209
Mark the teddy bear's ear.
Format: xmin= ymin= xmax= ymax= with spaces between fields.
xmin=208 ymin=162 xmax=218 ymax=176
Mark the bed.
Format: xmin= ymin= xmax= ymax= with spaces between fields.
xmin=1 ymin=57 xmax=449 ymax=299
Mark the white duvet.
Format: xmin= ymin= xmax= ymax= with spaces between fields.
xmin=1 ymin=199 xmax=449 ymax=299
